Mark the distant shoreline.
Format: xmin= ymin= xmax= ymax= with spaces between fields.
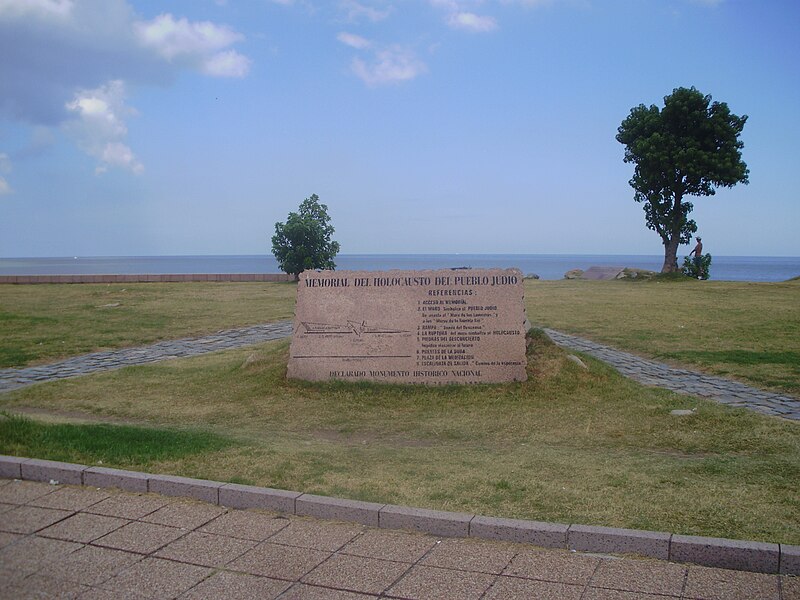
xmin=1 ymin=254 xmax=798 ymax=282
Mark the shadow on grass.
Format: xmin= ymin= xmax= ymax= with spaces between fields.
xmin=0 ymin=412 xmax=237 ymax=466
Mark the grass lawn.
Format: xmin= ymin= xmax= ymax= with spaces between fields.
xmin=2 ymin=331 xmax=798 ymax=545
xmin=525 ymin=278 xmax=800 ymax=396
xmin=0 ymin=282 xmax=296 ymax=367
xmin=2 ymin=278 xmax=798 ymax=544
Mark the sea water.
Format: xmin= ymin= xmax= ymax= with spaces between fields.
xmin=1 ymin=254 xmax=798 ymax=282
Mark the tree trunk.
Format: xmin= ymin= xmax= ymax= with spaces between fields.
xmin=662 ymin=237 xmax=680 ymax=273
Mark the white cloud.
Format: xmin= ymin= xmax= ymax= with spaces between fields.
xmin=0 ymin=152 xmax=11 ymax=194
xmin=339 ymin=0 xmax=392 ymax=23
xmin=133 ymin=13 xmax=250 ymax=77
xmin=64 ymin=80 xmax=143 ymax=175
xmin=351 ymin=46 xmax=426 ymax=86
xmin=202 ymin=49 xmax=252 ymax=77
xmin=430 ymin=1 xmax=498 ymax=32
xmin=447 ymin=11 xmax=498 ymax=32
xmin=0 ymin=0 xmax=74 ymax=19
xmin=337 ymin=31 xmax=372 ymax=49
xmin=0 ymin=1 xmax=251 ymax=180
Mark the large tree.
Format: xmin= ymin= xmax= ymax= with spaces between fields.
xmin=616 ymin=87 xmax=748 ymax=272
xmin=271 ymin=194 xmax=340 ymax=277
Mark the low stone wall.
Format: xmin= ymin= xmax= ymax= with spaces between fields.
xmin=0 ymin=273 xmax=296 ymax=284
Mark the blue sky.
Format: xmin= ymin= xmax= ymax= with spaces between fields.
xmin=1 ymin=0 xmax=798 ymax=257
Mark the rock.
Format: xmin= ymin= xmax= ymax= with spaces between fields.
xmin=242 ymin=352 xmax=262 ymax=368
xmin=670 ymin=409 xmax=696 ymax=416
xmin=524 ymin=273 xmax=540 ymax=280
xmin=616 ymin=268 xmax=657 ymax=280
xmin=566 ymin=354 xmax=588 ymax=369
xmin=583 ymin=266 xmax=624 ymax=280
xmin=564 ymin=269 xmax=584 ymax=279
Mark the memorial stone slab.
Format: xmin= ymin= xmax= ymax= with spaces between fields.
xmin=288 ymin=268 xmax=527 ymax=384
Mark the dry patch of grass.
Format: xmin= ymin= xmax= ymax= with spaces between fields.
xmin=524 ymin=279 xmax=800 ymax=395
xmin=4 ymin=333 xmax=798 ymax=545
xmin=0 ymin=282 xmax=296 ymax=367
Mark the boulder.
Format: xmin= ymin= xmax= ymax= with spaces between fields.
xmin=564 ymin=269 xmax=584 ymax=279
xmin=616 ymin=268 xmax=657 ymax=280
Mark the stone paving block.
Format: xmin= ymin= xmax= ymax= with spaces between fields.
xmin=780 ymin=544 xmax=800 ymax=575
xmin=503 ymin=548 xmax=600 ymax=585
xmin=296 ymin=493 xmax=385 ymax=527
xmin=30 ymin=484 xmax=110 ymax=511
xmin=102 ymin=556 xmax=212 ymax=599
xmin=20 ymin=458 xmax=86 ymax=485
xmin=0 ymin=530 xmax=22 ymax=549
xmin=141 ymin=498 xmax=226 ymax=529
xmin=147 ymin=473 xmax=222 ymax=504
xmin=93 ymin=520 xmax=187 ymax=554
xmin=589 ymin=557 xmax=687 ymax=596
xmin=484 ymin=577 xmax=584 ymax=600
xmin=783 ymin=576 xmax=800 ymax=600
xmin=154 ymin=529 xmax=256 ymax=567
xmin=200 ymin=509 xmax=290 ymax=541
xmin=387 ymin=564 xmax=496 ymax=600
xmin=86 ymin=492 xmax=171 ymax=519
xmin=228 ymin=541 xmax=331 ymax=580
xmin=380 ymin=504 xmax=473 ymax=538
xmin=302 ymin=552 xmax=410 ymax=595
xmin=581 ymin=588 xmax=675 ymax=600
xmin=421 ymin=537 xmax=517 ymax=574
xmin=0 ymin=505 xmax=72 ymax=534
xmin=341 ymin=528 xmax=437 ymax=563
xmin=683 ymin=564 xmax=780 ymax=599
xmin=0 ymin=455 xmax=28 ymax=479
xmin=0 ymin=533 xmax=82 ymax=578
xmin=39 ymin=544 xmax=143 ymax=586
xmin=84 ymin=466 xmax=149 ymax=493
xmin=670 ymin=533 xmax=779 ymax=573
xmin=568 ymin=524 xmax=670 ymax=559
xmin=267 ymin=517 xmax=363 ymax=551
xmin=180 ymin=570 xmax=291 ymax=600
xmin=219 ymin=482 xmax=300 ymax=513
xmin=470 ymin=515 xmax=568 ymax=548
xmin=39 ymin=511 xmax=128 ymax=543
xmin=3 ymin=573 xmax=89 ymax=599
xmin=280 ymin=583 xmax=379 ymax=599
xmin=0 ymin=479 xmax=56 ymax=505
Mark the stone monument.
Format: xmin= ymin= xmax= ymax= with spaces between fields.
xmin=288 ymin=268 xmax=527 ymax=384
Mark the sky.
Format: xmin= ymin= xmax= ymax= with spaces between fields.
xmin=1 ymin=0 xmax=798 ymax=258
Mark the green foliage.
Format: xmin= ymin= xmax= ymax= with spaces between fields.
xmin=271 ymin=194 xmax=340 ymax=277
xmin=617 ymin=87 xmax=748 ymax=272
xmin=682 ymin=253 xmax=712 ymax=280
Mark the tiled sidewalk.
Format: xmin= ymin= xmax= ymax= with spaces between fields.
xmin=1 ymin=478 xmax=796 ymax=600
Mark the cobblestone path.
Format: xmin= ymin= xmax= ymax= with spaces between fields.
xmin=0 ymin=321 xmax=294 ymax=394
xmin=545 ymin=328 xmax=800 ymax=421
xmin=2 ymin=321 xmax=797 ymax=421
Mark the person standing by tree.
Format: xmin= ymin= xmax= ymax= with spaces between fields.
xmin=617 ymin=87 xmax=748 ymax=273
xmin=689 ymin=237 xmax=703 ymax=278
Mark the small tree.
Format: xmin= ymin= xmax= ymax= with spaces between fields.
xmin=682 ymin=253 xmax=712 ymax=280
xmin=616 ymin=87 xmax=748 ymax=272
xmin=271 ymin=194 xmax=340 ymax=277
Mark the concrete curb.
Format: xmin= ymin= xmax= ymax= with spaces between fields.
xmin=1 ymin=454 xmax=796 ymax=575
